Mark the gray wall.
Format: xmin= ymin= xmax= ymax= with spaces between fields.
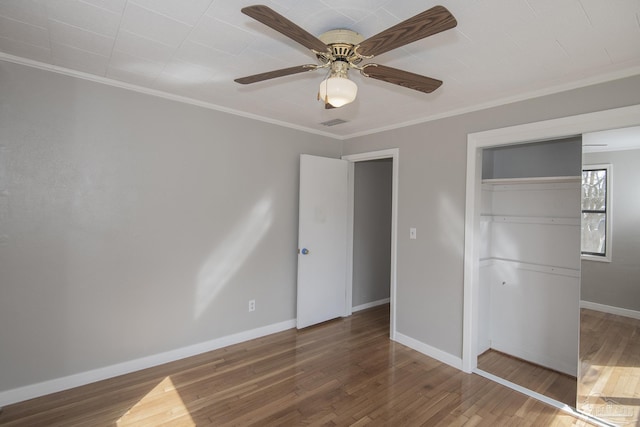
xmin=482 ymin=137 xmax=582 ymax=179
xmin=352 ymin=159 xmax=392 ymax=308
xmin=581 ymin=149 xmax=640 ymax=311
xmin=0 ymin=61 xmax=342 ymax=392
xmin=343 ymin=74 xmax=640 ymax=358
xmin=2 ymin=57 xmax=640 ymax=395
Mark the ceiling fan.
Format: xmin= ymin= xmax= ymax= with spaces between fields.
xmin=235 ymin=5 xmax=458 ymax=108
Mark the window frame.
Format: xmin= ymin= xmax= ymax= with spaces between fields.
xmin=581 ymin=163 xmax=612 ymax=262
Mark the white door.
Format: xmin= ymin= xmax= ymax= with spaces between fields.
xmin=297 ymin=154 xmax=348 ymax=329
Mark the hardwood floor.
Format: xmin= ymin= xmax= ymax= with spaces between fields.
xmin=0 ymin=305 xmax=596 ymax=426
xmin=578 ymin=309 xmax=640 ymax=427
xmin=477 ymin=349 xmax=577 ymax=407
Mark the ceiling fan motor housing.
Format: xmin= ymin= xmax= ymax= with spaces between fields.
xmin=317 ymin=29 xmax=365 ymax=65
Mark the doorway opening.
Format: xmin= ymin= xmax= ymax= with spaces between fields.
xmin=351 ymin=159 xmax=392 ymax=313
xmin=343 ymin=149 xmax=399 ymax=340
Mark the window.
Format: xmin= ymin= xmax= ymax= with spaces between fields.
xmin=581 ymin=164 xmax=611 ymax=261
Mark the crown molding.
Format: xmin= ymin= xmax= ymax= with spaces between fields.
xmin=0 ymin=52 xmax=344 ymax=140
xmin=2 ymin=52 xmax=639 ymax=141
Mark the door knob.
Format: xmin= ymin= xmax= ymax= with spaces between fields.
xmin=301 ymin=248 xmax=310 ymax=255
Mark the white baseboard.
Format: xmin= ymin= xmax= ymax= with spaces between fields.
xmin=0 ymin=319 xmax=296 ymax=408
xmin=477 ymin=340 xmax=491 ymax=356
xmin=394 ymin=332 xmax=463 ymax=370
xmin=581 ymin=300 xmax=640 ymax=320
xmin=352 ymin=298 xmax=390 ymax=312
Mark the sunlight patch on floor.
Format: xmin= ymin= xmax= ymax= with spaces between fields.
xmin=117 ymin=376 xmax=195 ymax=426
xmin=194 ymin=195 xmax=273 ymax=318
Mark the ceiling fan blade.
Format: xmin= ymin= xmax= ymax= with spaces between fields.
xmin=235 ymin=65 xmax=315 ymax=84
xmin=363 ymin=65 xmax=442 ymax=93
xmin=242 ymin=5 xmax=328 ymax=53
xmin=357 ymin=5 xmax=457 ymax=57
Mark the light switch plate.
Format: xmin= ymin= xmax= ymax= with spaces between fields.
xmin=410 ymin=227 xmax=417 ymax=239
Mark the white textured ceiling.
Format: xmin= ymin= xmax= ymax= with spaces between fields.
xmin=1 ymin=0 xmax=639 ymax=138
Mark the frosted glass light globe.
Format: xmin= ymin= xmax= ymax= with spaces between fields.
xmin=318 ymin=76 xmax=357 ymax=107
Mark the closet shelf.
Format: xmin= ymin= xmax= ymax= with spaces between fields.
xmin=479 ymin=257 xmax=580 ymax=278
xmin=482 ymin=176 xmax=580 ymax=185
xmin=480 ymin=215 xmax=580 ymax=226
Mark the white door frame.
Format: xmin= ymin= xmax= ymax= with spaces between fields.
xmin=462 ymin=104 xmax=640 ymax=374
xmin=342 ymin=148 xmax=399 ymax=340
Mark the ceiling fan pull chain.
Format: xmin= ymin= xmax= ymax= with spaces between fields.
xmin=324 ymin=71 xmax=331 ymax=104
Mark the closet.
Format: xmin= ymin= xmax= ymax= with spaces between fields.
xmin=477 ymin=138 xmax=582 ymax=376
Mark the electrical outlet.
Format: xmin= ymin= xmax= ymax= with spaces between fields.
xmin=248 ymin=299 xmax=256 ymax=312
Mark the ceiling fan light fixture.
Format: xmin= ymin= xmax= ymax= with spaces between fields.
xmin=319 ymin=75 xmax=358 ymax=107
xmin=237 ymin=5 xmax=458 ymax=105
